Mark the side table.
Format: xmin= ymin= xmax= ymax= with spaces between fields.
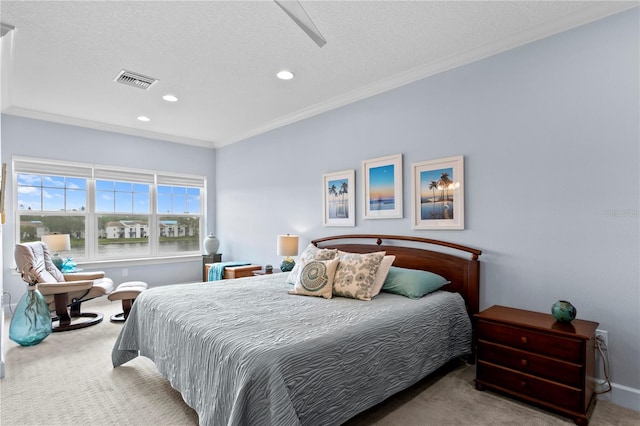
xmin=475 ymin=305 xmax=598 ymax=425
xmin=202 ymin=253 xmax=222 ymax=281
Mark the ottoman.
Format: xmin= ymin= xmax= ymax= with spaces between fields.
xmin=107 ymin=281 xmax=148 ymax=322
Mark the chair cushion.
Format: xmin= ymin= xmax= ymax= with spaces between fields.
xmin=38 ymin=280 xmax=93 ymax=296
xmin=116 ymin=281 xmax=148 ymax=290
xmin=108 ymin=281 xmax=147 ymax=301
xmin=91 ymin=277 xmax=115 ymax=294
xmin=14 ymin=242 xmax=64 ymax=283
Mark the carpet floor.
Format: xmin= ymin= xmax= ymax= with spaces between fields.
xmin=1 ymin=298 xmax=638 ymax=425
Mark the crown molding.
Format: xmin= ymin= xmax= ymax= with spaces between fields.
xmin=3 ymin=106 xmax=216 ymax=149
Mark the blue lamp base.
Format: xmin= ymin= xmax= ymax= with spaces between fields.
xmin=280 ymin=257 xmax=295 ymax=272
xmin=51 ymin=254 xmax=63 ymax=271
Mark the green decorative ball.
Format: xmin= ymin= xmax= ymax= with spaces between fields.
xmin=551 ymin=300 xmax=576 ymax=323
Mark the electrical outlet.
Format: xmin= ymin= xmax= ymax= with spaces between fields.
xmin=122 ymin=268 xmax=128 ymax=277
xmin=596 ymin=329 xmax=608 ymax=349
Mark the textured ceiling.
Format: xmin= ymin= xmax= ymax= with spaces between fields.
xmin=1 ymin=1 xmax=636 ymax=148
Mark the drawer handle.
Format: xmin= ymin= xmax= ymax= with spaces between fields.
xmin=520 ymin=358 xmax=528 ymax=366
xmin=520 ymin=380 xmax=527 ymax=388
xmin=520 ymin=336 xmax=528 ymax=344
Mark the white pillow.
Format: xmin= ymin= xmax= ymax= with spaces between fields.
xmin=369 ymin=255 xmax=396 ymax=298
xmin=287 ymin=244 xmax=338 ymax=284
xmin=333 ymin=251 xmax=386 ymax=301
xmin=288 ymin=257 xmax=339 ymax=299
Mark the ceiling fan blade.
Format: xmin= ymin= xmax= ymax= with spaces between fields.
xmin=274 ymin=0 xmax=327 ymax=48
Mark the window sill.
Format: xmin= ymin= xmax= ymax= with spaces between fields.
xmin=77 ymin=254 xmax=202 ymax=269
xmin=11 ymin=254 xmax=201 ymax=275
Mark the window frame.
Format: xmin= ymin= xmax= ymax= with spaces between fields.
xmin=13 ymin=156 xmax=207 ymax=265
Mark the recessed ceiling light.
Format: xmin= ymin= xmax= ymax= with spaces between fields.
xmin=162 ymin=94 xmax=179 ymax=102
xmin=277 ymin=70 xmax=295 ymax=80
xmin=137 ymin=116 xmax=151 ymax=122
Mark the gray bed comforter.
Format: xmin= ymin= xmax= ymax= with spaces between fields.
xmin=112 ymin=273 xmax=471 ymax=426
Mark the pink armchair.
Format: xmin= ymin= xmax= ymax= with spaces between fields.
xmin=14 ymin=242 xmax=114 ymax=332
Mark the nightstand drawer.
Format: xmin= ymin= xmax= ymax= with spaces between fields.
xmin=477 ymin=321 xmax=583 ymax=363
xmin=477 ymin=361 xmax=584 ymax=412
xmin=477 ymin=340 xmax=583 ymax=387
xmin=223 ymin=265 xmax=262 ymax=279
xmin=205 ymin=264 xmax=261 ymax=280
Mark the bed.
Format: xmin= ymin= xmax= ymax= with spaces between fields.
xmin=112 ymin=234 xmax=482 ymax=426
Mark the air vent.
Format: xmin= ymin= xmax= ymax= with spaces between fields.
xmin=113 ymin=70 xmax=158 ymax=90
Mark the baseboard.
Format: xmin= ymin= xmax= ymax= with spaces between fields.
xmin=598 ymin=381 xmax=640 ymax=412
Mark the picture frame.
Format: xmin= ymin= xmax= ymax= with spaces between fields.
xmin=411 ymin=155 xmax=464 ymax=230
xmin=363 ymin=154 xmax=403 ymax=219
xmin=323 ymin=169 xmax=355 ymax=226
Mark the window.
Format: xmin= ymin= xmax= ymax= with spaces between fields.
xmin=96 ymin=180 xmax=150 ymax=213
xmin=157 ymin=185 xmax=201 ymax=254
xmin=14 ymin=157 xmax=206 ymax=263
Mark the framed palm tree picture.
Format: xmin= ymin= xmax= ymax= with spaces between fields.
xmin=411 ymin=156 xmax=464 ymax=230
xmin=363 ymin=154 xmax=403 ymax=219
xmin=323 ymin=169 xmax=355 ymax=226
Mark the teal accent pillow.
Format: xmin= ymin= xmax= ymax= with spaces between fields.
xmin=382 ymin=266 xmax=450 ymax=299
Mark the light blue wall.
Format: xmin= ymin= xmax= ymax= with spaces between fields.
xmin=1 ymin=116 xmax=216 ymax=301
xmin=216 ymin=9 xmax=640 ymax=403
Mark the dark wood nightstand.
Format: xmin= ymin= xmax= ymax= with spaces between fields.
xmin=474 ymin=305 xmax=599 ymax=425
xmin=252 ymin=269 xmax=282 ymax=276
xmin=202 ymin=253 xmax=222 ymax=281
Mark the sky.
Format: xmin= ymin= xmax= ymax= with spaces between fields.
xmin=420 ymin=167 xmax=454 ymax=197
xmin=16 ymin=173 xmax=200 ymax=214
xmin=369 ymin=164 xmax=395 ymax=199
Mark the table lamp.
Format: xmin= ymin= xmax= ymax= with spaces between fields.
xmin=41 ymin=234 xmax=71 ymax=271
xmin=277 ymin=234 xmax=299 ymax=272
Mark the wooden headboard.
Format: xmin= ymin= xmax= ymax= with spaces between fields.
xmin=312 ymin=234 xmax=482 ymax=317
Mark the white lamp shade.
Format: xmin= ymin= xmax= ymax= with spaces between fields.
xmin=277 ymin=234 xmax=299 ymax=257
xmin=42 ymin=234 xmax=71 ymax=252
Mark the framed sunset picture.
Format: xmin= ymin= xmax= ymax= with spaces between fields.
xmin=363 ymin=154 xmax=402 ymax=219
xmin=323 ymin=169 xmax=355 ymax=226
xmin=411 ymin=155 xmax=464 ymax=230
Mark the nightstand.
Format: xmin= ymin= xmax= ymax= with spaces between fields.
xmin=202 ymin=254 xmax=222 ymax=281
xmin=252 ymin=268 xmax=282 ymax=276
xmin=204 ymin=264 xmax=261 ymax=280
xmin=474 ymin=305 xmax=599 ymax=425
